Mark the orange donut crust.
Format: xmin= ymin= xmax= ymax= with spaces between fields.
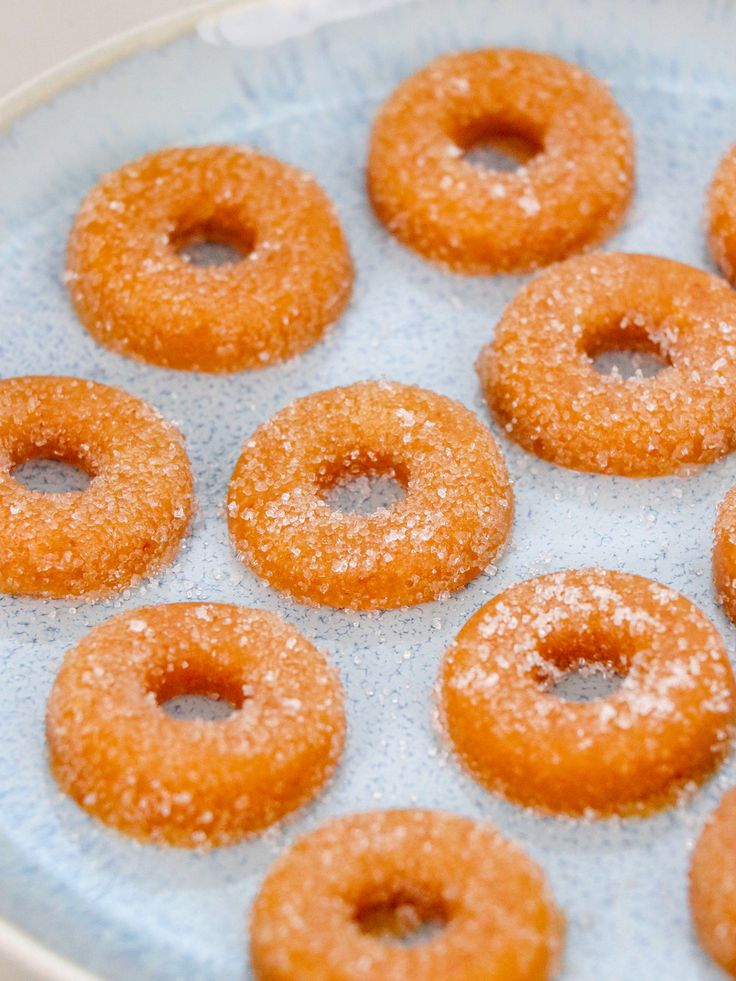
xmin=479 ymin=252 xmax=736 ymax=476
xmin=46 ymin=603 xmax=345 ymax=848
xmin=227 ymin=381 xmax=513 ymax=610
xmin=250 ymin=809 xmax=564 ymax=981
xmin=367 ymin=49 xmax=634 ymax=274
xmin=439 ymin=569 xmax=736 ymax=817
xmin=0 ymin=376 xmax=193 ymax=598
xmin=715 ymin=486 xmax=736 ymax=623
xmin=690 ymin=786 xmax=736 ymax=978
xmin=66 ymin=145 xmax=353 ymax=372
xmin=708 ymin=143 xmax=736 ymax=284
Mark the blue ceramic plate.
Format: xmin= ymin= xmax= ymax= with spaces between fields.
xmin=0 ymin=0 xmax=735 ymax=977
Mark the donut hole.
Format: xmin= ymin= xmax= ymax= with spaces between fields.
xmin=550 ymin=662 xmax=624 ymax=702
xmin=354 ymin=891 xmax=448 ymax=947
xmin=583 ymin=315 xmax=672 ymax=380
xmin=178 ymin=239 xmax=245 ymax=267
xmin=150 ymin=663 xmax=247 ymax=720
xmin=10 ymin=439 xmax=95 ymax=494
xmin=592 ymin=349 xmax=667 ymax=379
xmin=12 ymin=458 xmax=91 ymax=494
xmin=457 ymin=118 xmax=543 ymax=172
xmin=326 ymin=473 xmax=406 ymax=515
xmin=320 ymin=455 xmax=408 ymax=516
xmin=535 ymin=627 xmax=631 ymax=702
xmin=172 ymin=210 xmax=255 ymax=267
xmin=161 ymin=693 xmax=237 ymax=721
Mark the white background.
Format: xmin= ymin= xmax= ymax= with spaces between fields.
xmin=0 ymin=1 xmax=203 ymax=95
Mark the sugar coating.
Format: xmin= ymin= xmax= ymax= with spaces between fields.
xmin=227 ymin=380 xmax=513 ymax=610
xmin=438 ymin=568 xmax=736 ymax=817
xmin=367 ymin=48 xmax=634 ymax=274
xmin=0 ymin=375 xmax=193 ymax=598
xmin=249 ymin=809 xmax=564 ymax=980
xmin=479 ymin=252 xmax=736 ymax=476
xmin=66 ymin=145 xmax=354 ymax=372
xmin=46 ymin=603 xmax=346 ymax=849
xmin=714 ymin=486 xmax=736 ymax=624
xmin=690 ymin=785 xmax=736 ymax=978
xmin=707 ymin=142 xmax=736 ymax=285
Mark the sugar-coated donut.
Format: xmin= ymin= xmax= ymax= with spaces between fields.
xmin=250 ymin=809 xmax=564 ymax=981
xmin=714 ymin=486 xmax=736 ymax=624
xmin=227 ymin=381 xmax=513 ymax=610
xmin=690 ymin=786 xmax=736 ymax=978
xmin=439 ymin=569 xmax=736 ymax=817
xmin=46 ymin=604 xmax=345 ymax=848
xmin=708 ymin=143 xmax=736 ymax=284
xmin=479 ymin=252 xmax=736 ymax=476
xmin=66 ymin=145 xmax=353 ymax=372
xmin=0 ymin=375 xmax=193 ymax=598
xmin=367 ymin=49 xmax=634 ymax=274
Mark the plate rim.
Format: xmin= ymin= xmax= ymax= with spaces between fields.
xmin=0 ymin=0 xmax=240 ymax=132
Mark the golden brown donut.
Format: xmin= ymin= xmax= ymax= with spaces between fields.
xmin=439 ymin=568 xmax=736 ymax=817
xmin=0 ymin=375 xmax=193 ymax=597
xmin=479 ymin=252 xmax=736 ymax=476
xmin=708 ymin=143 xmax=736 ymax=284
xmin=66 ymin=145 xmax=353 ymax=372
xmin=227 ymin=381 xmax=513 ymax=610
xmin=690 ymin=786 xmax=736 ymax=978
xmin=714 ymin=486 xmax=736 ymax=624
xmin=250 ymin=809 xmax=564 ymax=980
xmin=46 ymin=603 xmax=345 ymax=848
xmin=368 ymin=48 xmax=634 ymax=273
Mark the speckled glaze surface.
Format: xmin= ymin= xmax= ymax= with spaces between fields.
xmin=1 ymin=0 xmax=736 ymax=978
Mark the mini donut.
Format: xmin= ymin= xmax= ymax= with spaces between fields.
xmin=708 ymin=143 xmax=736 ymax=284
xmin=367 ymin=49 xmax=634 ymax=274
xmin=714 ymin=486 xmax=736 ymax=624
xmin=690 ymin=786 xmax=736 ymax=978
xmin=250 ymin=809 xmax=564 ymax=981
xmin=479 ymin=252 xmax=736 ymax=476
xmin=0 ymin=375 xmax=193 ymax=598
xmin=66 ymin=145 xmax=353 ymax=372
xmin=46 ymin=603 xmax=345 ymax=848
xmin=439 ymin=568 xmax=736 ymax=817
xmin=227 ymin=381 xmax=513 ymax=610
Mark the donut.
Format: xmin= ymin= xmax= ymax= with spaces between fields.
xmin=479 ymin=252 xmax=736 ymax=476
xmin=708 ymin=143 xmax=736 ymax=284
xmin=227 ymin=381 xmax=513 ymax=610
xmin=46 ymin=603 xmax=345 ymax=848
xmin=66 ymin=145 xmax=353 ymax=372
xmin=439 ymin=568 xmax=736 ymax=817
xmin=367 ymin=49 xmax=634 ymax=274
xmin=690 ymin=786 xmax=736 ymax=978
xmin=714 ymin=486 xmax=736 ymax=624
xmin=250 ymin=809 xmax=564 ymax=981
xmin=0 ymin=375 xmax=193 ymax=598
